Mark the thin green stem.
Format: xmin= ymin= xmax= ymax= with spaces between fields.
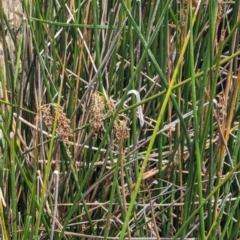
xmin=188 ymin=2 xmax=205 ymax=238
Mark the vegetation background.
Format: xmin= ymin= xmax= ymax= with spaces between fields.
xmin=0 ymin=0 xmax=240 ymax=239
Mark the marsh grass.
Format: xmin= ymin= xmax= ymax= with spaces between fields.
xmin=0 ymin=0 xmax=240 ymax=239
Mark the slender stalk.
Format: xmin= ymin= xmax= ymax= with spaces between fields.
xmin=10 ymin=132 xmax=17 ymax=240
xmin=119 ymin=122 xmax=132 ymax=240
xmin=0 ymin=188 xmax=8 ymax=240
xmin=188 ymin=1 xmax=205 ymax=238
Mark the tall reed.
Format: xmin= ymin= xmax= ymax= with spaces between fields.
xmin=0 ymin=0 xmax=240 ymax=239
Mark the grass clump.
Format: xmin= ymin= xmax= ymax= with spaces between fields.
xmin=0 ymin=0 xmax=240 ymax=239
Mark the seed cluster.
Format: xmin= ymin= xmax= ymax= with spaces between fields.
xmin=90 ymin=92 xmax=105 ymax=133
xmin=39 ymin=104 xmax=73 ymax=144
xmin=106 ymin=97 xmax=116 ymax=114
xmin=41 ymin=105 xmax=53 ymax=132
xmin=216 ymin=93 xmax=226 ymax=124
xmin=90 ymin=92 xmax=129 ymax=143
xmin=114 ymin=116 xmax=129 ymax=144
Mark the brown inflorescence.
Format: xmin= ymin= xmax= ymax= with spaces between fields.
xmin=54 ymin=105 xmax=73 ymax=144
xmin=114 ymin=115 xmax=129 ymax=144
xmin=90 ymin=92 xmax=129 ymax=144
xmin=41 ymin=105 xmax=54 ymax=132
xmin=106 ymin=97 xmax=116 ymax=115
xmin=90 ymin=92 xmax=105 ymax=134
xmin=39 ymin=104 xmax=73 ymax=144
